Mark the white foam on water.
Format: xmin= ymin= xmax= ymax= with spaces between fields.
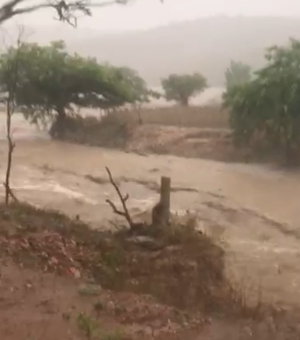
xmin=230 ymin=239 xmax=300 ymax=254
xmin=0 ymin=112 xmax=49 ymax=140
xmin=130 ymin=197 xmax=156 ymax=208
xmin=13 ymin=182 xmax=98 ymax=205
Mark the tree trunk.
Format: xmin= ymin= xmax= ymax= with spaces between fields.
xmin=180 ymin=96 xmax=189 ymax=106
xmin=135 ymin=103 xmax=143 ymax=124
xmin=285 ymin=139 xmax=298 ymax=166
xmin=50 ymin=106 xmax=67 ymax=139
xmin=282 ymin=123 xmax=298 ymax=166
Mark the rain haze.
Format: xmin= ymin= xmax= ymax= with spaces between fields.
xmin=3 ymin=2 xmax=300 ymax=337
xmin=2 ymin=0 xmax=300 ymax=104
xmin=11 ymin=0 xmax=300 ymax=30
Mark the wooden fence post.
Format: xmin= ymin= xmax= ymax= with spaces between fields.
xmin=151 ymin=176 xmax=171 ymax=227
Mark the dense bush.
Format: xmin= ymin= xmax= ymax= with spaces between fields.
xmin=224 ymin=39 xmax=300 ymax=165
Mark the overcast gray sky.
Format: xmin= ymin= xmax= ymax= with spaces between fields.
xmin=6 ymin=0 xmax=300 ymax=32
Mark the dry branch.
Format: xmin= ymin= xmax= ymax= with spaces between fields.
xmin=105 ymin=166 xmax=134 ymax=228
xmin=4 ymin=100 xmax=16 ymax=204
xmin=2 ymin=27 xmax=24 ymax=204
xmin=0 ymin=0 xmax=131 ymax=27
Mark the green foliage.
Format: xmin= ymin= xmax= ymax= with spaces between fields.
xmin=76 ymin=312 xmax=124 ymax=340
xmin=161 ymin=73 xmax=207 ymax=106
xmin=105 ymin=65 xmax=161 ymax=108
xmin=224 ymin=61 xmax=252 ymax=90
xmin=77 ymin=312 xmax=99 ymax=339
xmin=224 ymin=39 xmax=300 ymax=164
xmin=0 ymin=40 xmax=141 ymax=137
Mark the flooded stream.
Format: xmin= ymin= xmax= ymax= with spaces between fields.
xmin=1 ymin=112 xmax=300 ymax=307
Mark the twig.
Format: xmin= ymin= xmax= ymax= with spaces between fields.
xmin=105 ymin=166 xmax=133 ymax=228
xmin=4 ymin=97 xmax=16 ymax=204
xmin=0 ymin=0 xmax=133 ymax=27
xmin=105 ymin=199 xmax=126 ymax=216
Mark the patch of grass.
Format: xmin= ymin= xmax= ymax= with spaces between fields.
xmin=76 ymin=312 xmax=125 ymax=340
xmin=77 ymin=312 xmax=99 ymax=339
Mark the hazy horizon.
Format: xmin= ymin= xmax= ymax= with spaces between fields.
xmin=5 ymin=0 xmax=300 ymax=33
xmin=3 ymin=1 xmax=300 ymax=88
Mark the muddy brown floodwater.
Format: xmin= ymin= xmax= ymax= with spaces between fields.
xmin=1 ymin=134 xmax=300 ymax=310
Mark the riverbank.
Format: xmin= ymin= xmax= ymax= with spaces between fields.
xmin=2 ymin=138 xmax=300 ymax=307
xmin=1 ymin=202 xmax=300 ymax=340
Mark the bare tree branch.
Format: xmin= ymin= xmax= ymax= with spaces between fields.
xmin=2 ymin=25 xmax=25 ymax=204
xmin=0 ymin=0 xmax=135 ymax=27
xmin=105 ymin=166 xmax=134 ymax=229
xmin=106 ymin=198 xmax=126 ymax=216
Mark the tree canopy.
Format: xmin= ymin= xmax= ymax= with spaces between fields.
xmin=0 ymin=40 xmax=142 ymax=136
xmin=161 ymin=73 xmax=207 ymax=106
xmin=224 ymin=60 xmax=252 ymax=90
xmin=106 ymin=65 xmax=161 ymax=109
xmin=223 ymin=38 xmax=300 ymax=164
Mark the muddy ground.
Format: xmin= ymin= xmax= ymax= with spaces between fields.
xmin=0 ymin=203 xmax=300 ymax=340
xmin=1 ymin=137 xmax=300 ymax=305
xmin=1 ymin=118 xmax=300 ymax=338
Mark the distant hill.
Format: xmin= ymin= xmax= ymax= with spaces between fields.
xmin=15 ymin=16 xmax=300 ymax=86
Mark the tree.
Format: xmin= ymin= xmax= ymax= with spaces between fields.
xmin=223 ymin=38 xmax=300 ymax=165
xmin=224 ymin=61 xmax=252 ymax=90
xmin=0 ymin=40 xmax=133 ymax=137
xmin=161 ymin=73 xmax=207 ymax=106
xmin=0 ymin=0 xmax=163 ymax=27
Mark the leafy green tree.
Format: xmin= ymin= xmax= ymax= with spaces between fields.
xmin=223 ymin=38 xmax=300 ymax=164
xmin=0 ymin=40 xmax=132 ymax=137
xmin=161 ymin=73 xmax=207 ymax=106
xmin=224 ymin=61 xmax=252 ymax=90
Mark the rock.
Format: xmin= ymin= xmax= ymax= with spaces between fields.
xmin=127 ymin=236 xmax=162 ymax=250
xmin=69 ymin=267 xmax=81 ymax=279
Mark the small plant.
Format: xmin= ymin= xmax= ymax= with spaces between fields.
xmin=76 ymin=312 xmax=125 ymax=340
xmin=101 ymin=250 xmax=122 ymax=268
xmin=76 ymin=312 xmax=99 ymax=340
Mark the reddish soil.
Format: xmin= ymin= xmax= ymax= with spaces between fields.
xmin=0 ymin=203 xmax=300 ymax=340
xmin=0 ymin=261 xmax=207 ymax=340
xmin=0 ymin=203 xmax=215 ymax=340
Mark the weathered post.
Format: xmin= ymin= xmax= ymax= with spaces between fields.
xmin=151 ymin=176 xmax=171 ymax=227
xmin=160 ymin=176 xmax=171 ymax=223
